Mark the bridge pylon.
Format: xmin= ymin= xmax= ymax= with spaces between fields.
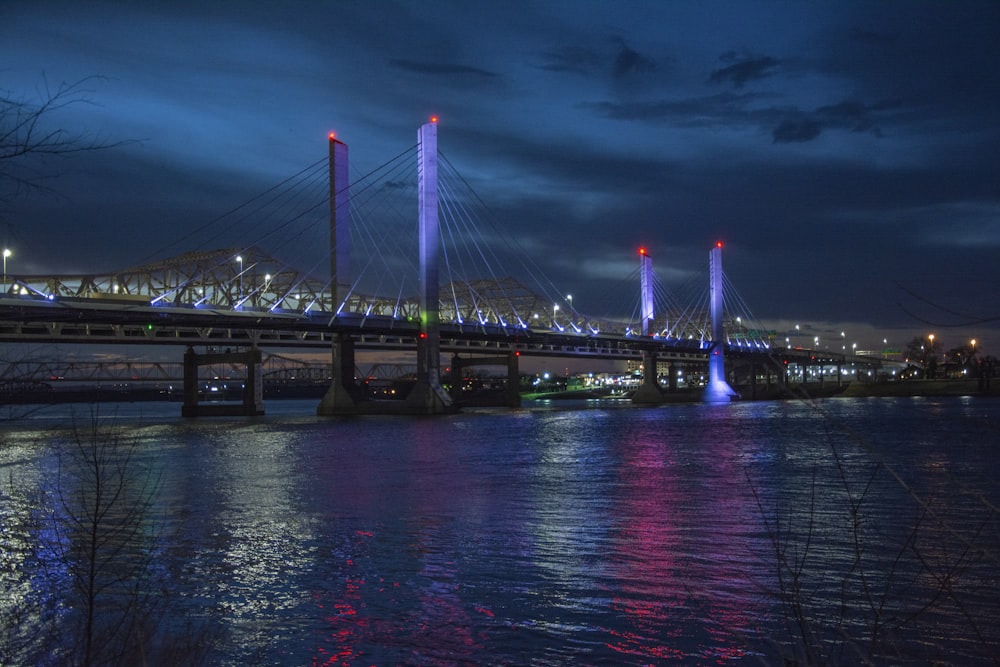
xmin=318 ymin=132 xmax=366 ymax=415
xmin=404 ymin=118 xmax=454 ymax=414
xmin=633 ymin=247 xmax=665 ymax=404
xmin=705 ymin=242 xmax=738 ymax=403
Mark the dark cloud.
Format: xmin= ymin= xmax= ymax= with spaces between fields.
xmin=389 ymin=59 xmax=498 ymax=78
xmin=537 ymin=38 xmax=656 ymax=82
xmin=816 ymin=100 xmax=881 ymax=135
xmin=612 ymin=38 xmax=655 ymax=79
xmin=709 ymin=52 xmax=780 ymax=87
xmin=580 ymin=91 xmax=770 ymax=126
xmin=537 ymin=46 xmax=604 ymax=75
xmin=772 ymin=117 xmax=822 ymax=142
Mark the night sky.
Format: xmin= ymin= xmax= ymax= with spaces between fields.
xmin=2 ymin=1 xmax=999 ymax=355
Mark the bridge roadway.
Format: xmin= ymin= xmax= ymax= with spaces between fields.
xmin=0 ymin=295 xmax=715 ymax=363
xmin=0 ymin=295 xmax=865 ymax=381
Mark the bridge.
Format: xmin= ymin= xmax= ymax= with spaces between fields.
xmin=0 ymin=120 xmax=875 ymax=415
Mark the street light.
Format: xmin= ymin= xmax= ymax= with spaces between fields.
xmin=2 ymin=248 xmax=10 ymax=293
xmin=235 ymin=255 xmax=243 ymax=300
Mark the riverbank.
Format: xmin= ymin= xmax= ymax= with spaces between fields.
xmin=525 ymin=379 xmax=1000 ymax=404
xmin=838 ymin=378 xmax=998 ymax=398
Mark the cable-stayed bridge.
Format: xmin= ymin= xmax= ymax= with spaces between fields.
xmin=0 ymin=120 xmax=861 ymax=414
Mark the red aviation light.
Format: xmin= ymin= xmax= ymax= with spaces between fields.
xmin=639 ymin=246 xmax=648 ymax=256
xmin=328 ymin=131 xmax=336 ymax=140
xmin=430 ymin=115 xmax=439 ymax=123
xmin=716 ymin=240 xmax=724 ymax=248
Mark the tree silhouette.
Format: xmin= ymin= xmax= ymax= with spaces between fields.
xmin=1 ymin=76 xmax=127 ymax=201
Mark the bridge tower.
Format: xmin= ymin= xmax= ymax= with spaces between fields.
xmin=633 ymin=246 xmax=664 ymax=404
xmin=405 ymin=118 xmax=454 ymax=413
xmin=705 ymin=241 xmax=738 ymax=402
xmin=317 ymin=132 xmax=365 ymax=415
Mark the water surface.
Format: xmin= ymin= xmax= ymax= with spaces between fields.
xmin=2 ymin=396 xmax=998 ymax=665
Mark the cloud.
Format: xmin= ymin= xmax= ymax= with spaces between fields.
xmin=536 ymin=38 xmax=655 ymax=81
xmin=612 ymin=38 xmax=655 ymax=79
xmin=537 ymin=46 xmax=604 ymax=75
xmin=771 ymin=97 xmax=897 ymax=143
xmin=389 ymin=59 xmax=498 ymax=79
xmin=580 ymin=91 xmax=768 ymax=126
xmin=771 ymin=117 xmax=820 ymax=143
xmin=709 ymin=53 xmax=780 ymax=88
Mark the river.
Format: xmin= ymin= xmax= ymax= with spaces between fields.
xmin=2 ymin=396 xmax=999 ymax=665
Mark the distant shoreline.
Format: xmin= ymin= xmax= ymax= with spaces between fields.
xmin=3 ymin=378 xmax=997 ymax=408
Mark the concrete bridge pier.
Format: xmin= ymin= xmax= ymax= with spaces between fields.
xmin=447 ymin=352 xmax=521 ymax=408
xmin=406 ymin=335 xmax=454 ymax=413
xmin=317 ymin=332 xmax=366 ymax=415
xmin=632 ymin=350 xmax=664 ymax=404
xmin=182 ymin=346 xmax=263 ymax=417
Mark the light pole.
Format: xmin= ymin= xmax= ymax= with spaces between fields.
xmin=2 ymin=248 xmax=10 ymax=294
xmin=235 ymin=255 xmax=243 ymax=302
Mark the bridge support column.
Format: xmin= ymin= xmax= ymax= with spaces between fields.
xmin=406 ymin=118 xmax=453 ymax=414
xmin=705 ymin=242 xmax=738 ymax=403
xmin=317 ymin=333 xmax=364 ymax=415
xmin=506 ymin=352 xmax=521 ymax=408
xmin=443 ymin=353 xmax=520 ymax=408
xmin=182 ymin=346 xmax=264 ymax=417
xmin=633 ymin=350 xmax=664 ymax=404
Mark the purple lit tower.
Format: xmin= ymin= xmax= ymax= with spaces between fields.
xmin=405 ymin=118 xmax=453 ymax=413
xmin=705 ymin=241 xmax=738 ymax=402
xmin=633 ymin=246 xmax=664 ymax=403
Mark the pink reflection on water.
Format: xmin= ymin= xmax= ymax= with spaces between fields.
xmin=605 ymin=428 xmax=766 ymax=661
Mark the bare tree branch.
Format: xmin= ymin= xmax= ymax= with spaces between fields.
xmin=0 ymin=75 xmax=134 ymax=200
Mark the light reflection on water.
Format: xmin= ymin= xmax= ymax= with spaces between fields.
xmin=1 ymin=397 xmax=999 ymax=665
